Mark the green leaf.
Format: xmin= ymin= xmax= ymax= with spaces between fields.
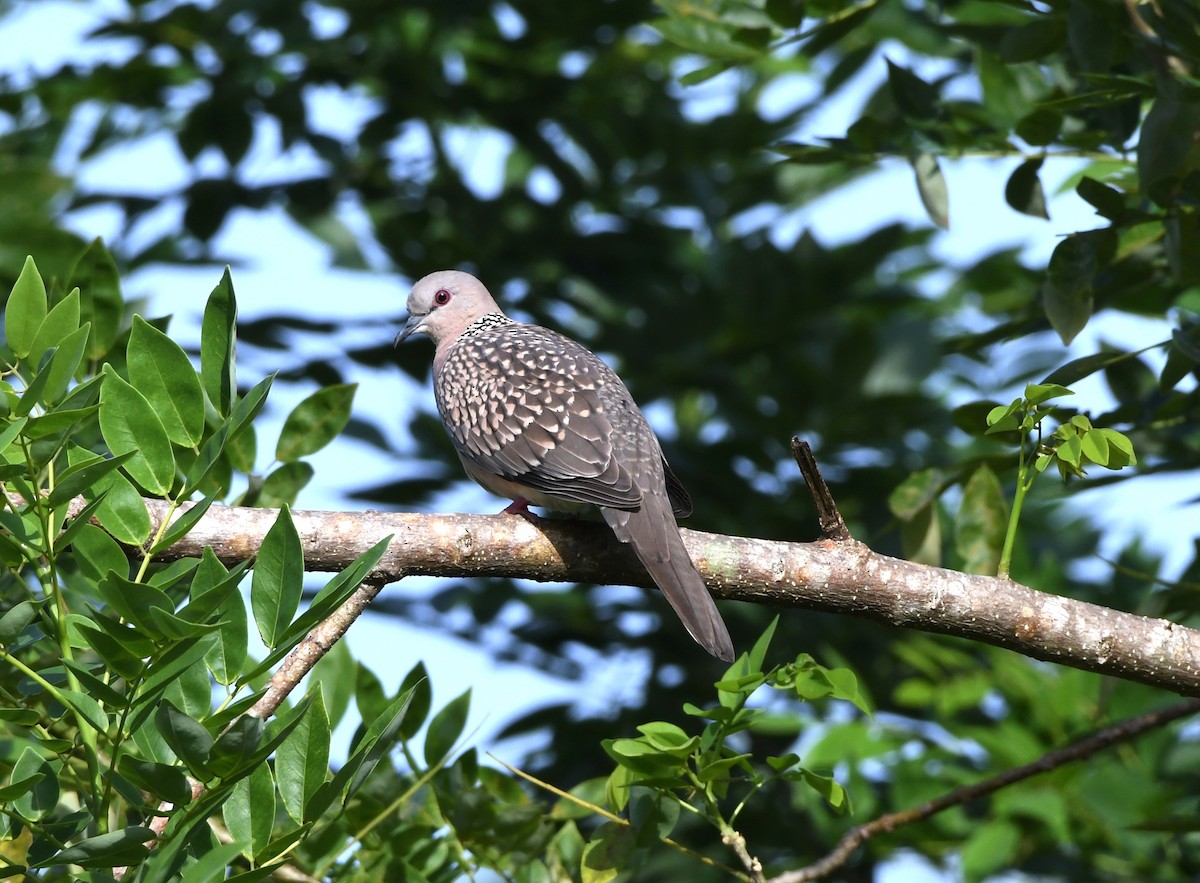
xmin=40 ymin=827 xmax=155 ymax=869
xmin=602 ymin=738 xmax=687 ymax=778
xmin=1138 ymin=97 xmax=1200 ymax=205
xmin=246 ymin=535 xmax=393 ymax=680
xmin=29 ymin=287 xmax=80 ymax=365
xmin=1043 ymin=231 xmax=1115 ymax=345
xmin=960 ymin=818 xmax=1021 ymax=882
xmin=72 ymin=618 xmax=145 ymax=681
xmin=6 ymin=256 xmax=48 ymax=360
xmin=580 ymin=822 xmax=634 ymax=883
xmin=1076 ymin=176 xmax=1126 ymax=220
xmin=652 ymin=17 xmax=762 ymax=61
xmin=97 ymin=571 xmax=175 ymax=639
xmin=224 ymin=764 xmax=275 ymax=862
xmin=229 ymin=373 xmax=274 ymax=440
xmin=251 ymin=505 xmax=304 ymax=648
xmin=12 ymin=747 xmax=57 ymax=820
xmin=679 ymin=60 xmax=733 ymax=86
xmin=1000 ymin=16 xmax=1066 ymax=62
xmin=1004 ymin=158 xmax=1048 ymax=219
xmin=0 ymin=416 xmax=28 ymax=457
xmin=1024 ymin=383 xmax=1074 ymax=406
xmin=21 ymin=404 xmax=98 ymax=439
xmin=99 ymin=366 xmax=176 ymax=495
xmin=149 ymin=492 xmax=217 ymax=555
xmin=177 ymin=841 xmax=247 ymax=883
xmin=800 ymin=769 xmax=850 ymax=812
xmin=184 ymin=422 xmax=231 ymax=494
xmin=155 ymin=700 xmax=214 ymax=779
xmin=1098 ymin=428 xmax=1136 ymax=467
xmin=0 ymin=772 xmax=44 ymax=802
xmin=1015 ymin=107 xmax=1063 ymax=146
xmin=900 ymin=501 xmax=940 ymax=566
xmin=911 ymin=153 xmax=949 ymax=230
xmin=33 ymin=323 xmax=92 ymax=407
xmin=208 ymin=715 xmax=264 ymax=779
xmin=424 ymin=688 xmax=471 ymax=767
xmin=276 ymin=685 xmax=329 ymax=824
xmin=1165 ymin=211 xmax=1200 ymax=287
xmin=57 ymin=688 xmax=109 ymax=732
xmin=955 ymin=465 xmax=1008 ymax=576
xmin=628 ymin=787 xmax=680 ymax=846
xmin=70 ymin=523 xmax=129 ymax=585
xmin=764 ymin=0 xmax=804 ymax=29
xmin=48 ymin=450 xmax=133 ymax=508
xmin=886 ymin=59 xmax=938 ymax=120
xmin=90 ymin=464 xmax=152 ymax=545
xmin=69 ymin=238 xmax=125 ymax=361
xmin=395 ymin=661 xmax=432 ymax=741
xmin=0 ymin=600 xmax=39 ymax=644
xmin=192 ymin=549 xmax=248 ymax=684
xmin=307 ymin=685 xmax=413 ymax=821
xmin=118 ymin=757 xmax=193 ymax=806
xmin=258 ymin=461 xmax=314 ymax=507
xmin=128 ymin=316 xmax=205 ymax=447
xmin=636 ymin=721 xmax=698 ymax=756
xmin=131 ymin=638 xmax=216 ymax=730
xmin=1043 ymin=351 xmax=1130 ymax=386
xmin=62 ymin=657 xmax=128 ymax=709
xmin=888 ymin=468 xmax=944 ymax=520
xmin=201 ymin=268 xmax=237 ymax=416
xmin=824 ymin=666 xmax=872 ymax=715
xmin=14 ymin=357 xmax=54 ymax=417
xmin=746 ymin=615 xmax=778 ymax=674
xmin=1058 ymin=434 xmax=1083 ymax=467
xmin=276 ymin=383 xmax=357 ymax=462
xmin=1080 ymin=428 xmax=1110 ymax=465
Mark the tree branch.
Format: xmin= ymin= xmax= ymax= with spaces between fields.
xmin=790 ymin=437 xmax=851 ymax=542
xmin=135 ymin=500 xmax=1200 ymax=697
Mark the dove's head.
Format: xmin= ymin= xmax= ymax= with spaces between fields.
xmin=395 ymin=270 xmax=505 ymax=347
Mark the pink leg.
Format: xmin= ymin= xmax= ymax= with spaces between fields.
xmin=501 ymin=497 xmax=540 ymax=523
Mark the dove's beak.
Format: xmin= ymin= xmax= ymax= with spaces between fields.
xmin=394 ymin=313 xmax=427 ymax=346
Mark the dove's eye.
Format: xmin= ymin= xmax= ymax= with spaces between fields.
xmin=433 ymin=288 xmax=452 ymax=306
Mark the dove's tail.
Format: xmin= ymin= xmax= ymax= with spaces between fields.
xmin=604 ymin=492 xmax=735 ymax=662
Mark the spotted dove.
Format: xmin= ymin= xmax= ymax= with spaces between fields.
xmin=396 ymin=270 xmax=735 ymax=662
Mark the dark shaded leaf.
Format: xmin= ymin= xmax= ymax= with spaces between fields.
xmin=1005 ymin=159 xmax=1049 ymax=219
xmin=68 ymin=239 xmax=124 ymax=361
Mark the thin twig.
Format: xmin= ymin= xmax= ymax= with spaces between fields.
xmin=772 ymin=698 xmax=1200 ymax=882
xmin=790 ymin=437 xmax=851 ymax=541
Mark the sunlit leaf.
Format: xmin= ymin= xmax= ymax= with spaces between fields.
xmin=5 ymin=256 xmax=48 ymax=359
xmin=99 ymin=366 xmax=176 ymax=495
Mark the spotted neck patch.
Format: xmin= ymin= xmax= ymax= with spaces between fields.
xmin=462 ymin=313 xmax=515 ymax=338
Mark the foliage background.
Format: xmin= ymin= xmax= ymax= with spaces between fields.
xmin=1 ymin=0 xmax=1199 ymax=880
